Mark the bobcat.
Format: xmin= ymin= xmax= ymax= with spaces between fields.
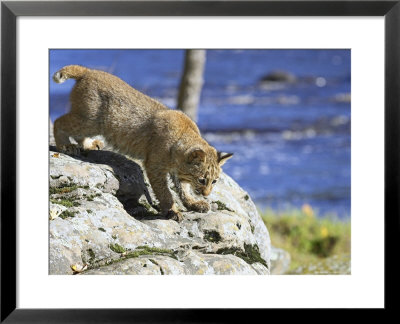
xmin=52 ymin=65 xmax=233 ymax=222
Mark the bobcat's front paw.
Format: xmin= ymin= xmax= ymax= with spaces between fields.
xmin=58 ymin=144 xmax=81 ymax=156
xmin=189 ymin=200 xmax=210 ymax=213
xmin=165 ymin=209 xmax=183 ymax=223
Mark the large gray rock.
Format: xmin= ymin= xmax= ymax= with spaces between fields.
xmin=49 ymin=146 xmax=271 ymax=275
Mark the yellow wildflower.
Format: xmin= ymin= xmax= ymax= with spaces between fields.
xmin=320 ymin=227 xmax=329 ymax=238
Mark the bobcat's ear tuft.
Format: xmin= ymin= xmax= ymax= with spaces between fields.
xmin=188 ymin=149 xmax=206 ymax=164
xmin=218 ymin=152 xmax=233 ymax=166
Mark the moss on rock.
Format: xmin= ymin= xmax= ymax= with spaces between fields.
xmin=109 ymin=243 xmax=126 ymax=254
xmin=50 ymin=197 xmax=80 ymax=208
xmin=203 ymin=230 xmax=222 ymax=243
xmin=212 ymin=200 xmax=235 ymax=212
xmin=59 ymin=210 xmax=77 ymax=220
xmin=49 ymin=183 xmax=89 ymax=195
xmin=215 ymin=244 xmax=268 ymax=269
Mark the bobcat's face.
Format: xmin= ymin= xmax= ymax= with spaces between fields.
xmin=178 ymin=148 xmax=233 ymax=197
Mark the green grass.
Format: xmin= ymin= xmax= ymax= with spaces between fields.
xmin=261 ymin=205 xmax=351 ymax=272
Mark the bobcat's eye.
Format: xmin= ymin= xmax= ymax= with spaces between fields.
xmin=198 ymin=178 xmax=206 ymax=185
xmin=212 ymin=179 xmax=217 ymax=184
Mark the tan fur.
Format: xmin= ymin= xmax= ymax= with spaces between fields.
xmin=53 ymin=65 xmax=232 ymax=222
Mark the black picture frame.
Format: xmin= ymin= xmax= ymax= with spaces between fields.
xmin=1 ymin=0 xmax=398 ymax=321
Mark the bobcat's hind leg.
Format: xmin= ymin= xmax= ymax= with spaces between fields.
xmin=54 ymin=113 xmax=95 ymax=156
xmin=76 ymin=137 xmax=105 ymax=151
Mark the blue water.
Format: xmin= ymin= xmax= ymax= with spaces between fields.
xmin=49 ymin=49 xmax=351 ymax=218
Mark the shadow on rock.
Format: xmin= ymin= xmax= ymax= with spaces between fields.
xmin=49 ymin=145 xmax=165 ymax=220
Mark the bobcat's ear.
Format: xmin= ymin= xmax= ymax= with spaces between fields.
xmin=218 ymin=152 xmax=233 ymax=166
xmin=187 ymin=149 xmax=206 ymax=164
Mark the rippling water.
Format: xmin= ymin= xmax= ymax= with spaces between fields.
xmin=50 ymin=49 xmax=351 ymax=218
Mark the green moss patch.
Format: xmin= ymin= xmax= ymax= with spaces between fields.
xmin=242 ymin=244 xmax=268 ymax=268
xmin=109 ymin=243 xmax=126 ymax=254
xmin=79 ymin=246 xmax=178 ymax=273
xmin=59 ymin=210 xmax=77 ymax=220
xmin=134 ymin=246 xmax=177 ymax=260
xmin=203 ymin=230 xmax=222 ymax=243
xmin=87 ymin=249 xmax=96 ymax=264
xmin=249 ymin=222 xmax=255 ymax=234
xmin=149 ymin=259 xmax=159 ymax=266
xmin=49 ymin=183 xmax=89 ymax=195
xmin=50 ymin=198 xmax=80 ymax=208
xmin=215 ymin=244 xmax=268 ymax=269
xmin=108 ymin=245 xmax=177 ymax=261
xmin=192 ymin=245 xmax=206 ymax=250
xmin=50 ymin=184 xmax=79 ymax=195
xmin=212 ymin=200 xmax=235 ymax=212
xmin=86 ymin=193 xmax=101 ymax=201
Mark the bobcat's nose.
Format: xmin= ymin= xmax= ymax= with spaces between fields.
xmin=202 ymin=188 xmax=211 ymax=196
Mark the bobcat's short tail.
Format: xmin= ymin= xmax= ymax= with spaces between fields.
xmin=53 ymin=65 xmax=89 ymax=84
